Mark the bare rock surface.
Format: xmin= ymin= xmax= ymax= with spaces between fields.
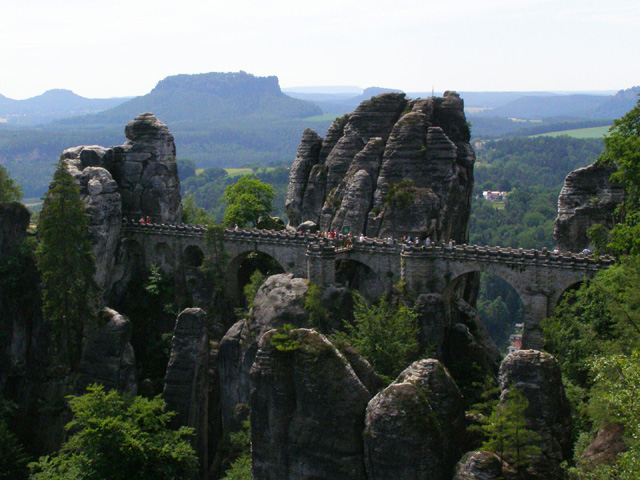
xmin=579 ymin=422 xmax=627 ymax=467
xmin=286 ymin=91 xmax=474 ymax=242
xmin=364 ymin=359 xmax=465 ymax=480
xmin=499 ymin=350 xmax=572 ymax=480
xmin=163 ymin=308 xmax=209 ymax=477
xmin=77 ymin=307 xmax=136 ymax=394
xmin=453 ymin=450 xmax=516 ymax=480
xmin=218 ymin=273 xmax=309 ymax=430
xmin=554 ymin=162 xmax=623 ymax=252
xmin=250 ymin=328 xmax=371 ymax=480
xmin=62 ymin=157 xmax=122 ymax=292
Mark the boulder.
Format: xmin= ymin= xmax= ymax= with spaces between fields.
xmin=453 ymin=451 xmax=516 ymax=480
xmin=499 ymin=350 xmax=572 ymax=479
xmin=364 ymin=359 xmax=465 ymax=480
xmin=554 ymin=162 xmax=623 ymax=252
xmin=250 ymin=328 xmax=371 ymax=480
xmin=77 ymin=308 xmax=136 ymax=394
xmin=163 ymin=308 xmax=209 ymax=478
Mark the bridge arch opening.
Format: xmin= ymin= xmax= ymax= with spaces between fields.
xmin=226 ymin=251 xmax=285 ymax=306
xmin=554 ymin=280 xmax=585 ymax=309
xmin=444 ymin=271 xmax=525 ymax=352
xmin=335 ymin=259 xmax=385 ymax=301
xmin=183 ymin=245 xmax=204 ymax=268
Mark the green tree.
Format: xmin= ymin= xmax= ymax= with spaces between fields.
xmin=0 ymin=164 xmax=22 ymax=204
xmin=222 ymin=175 xmax=274 ymax=228
xmin=181 ymin=194 xmax=216 ymax=225
xmin=243 ymin=270 xmax=265 ymax=308
xmin=29 ymin=385 xmax=197 ymax=480
xmin=587 ymin=350 xmax=640 ymax=479
xmin=597 ymin=97 xmax=640 ymax=255
xmin=0 ymin=397 xmax=29 ymax=480
xmin=221 ymin=418 xmax=252 ymax=480
xmin=336 ymin=294 xmax=419 ymax=381
xmin=482 ymin=388 xmax=541 ymax=476
xmin=36 ymin=160 xmax=98 ymax=369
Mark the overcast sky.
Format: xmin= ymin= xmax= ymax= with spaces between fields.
xmin=1 ymin=0 xmax=638 ymax=99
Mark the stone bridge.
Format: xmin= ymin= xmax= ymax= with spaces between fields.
xmin=119 ymin=222 xmax=615 ymax=349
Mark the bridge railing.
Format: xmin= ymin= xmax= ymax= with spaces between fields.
xmin=120 ymin=221 xmax=615 ymax=268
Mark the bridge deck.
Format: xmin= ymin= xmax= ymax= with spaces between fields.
xmin=121 ymin=221 xmax=615 ymax=271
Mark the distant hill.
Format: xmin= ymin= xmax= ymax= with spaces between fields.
xmin=57 ymin=71 xmax=322 ymax=128
xmin=471 ymin=86 xmax=639 ymax=121
xmin=0 ymin=72 xmax=330 ymax=198
xmin=285 ymin=86 xmax=404 ymax=113
xmin=0 ymin=89 xmax=130 ymax=126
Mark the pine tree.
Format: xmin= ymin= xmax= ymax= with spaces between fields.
xmin=37 ymin=160 xmax=98 ymax=369
xmin=482 ymin=388 xmax=541 ymax=476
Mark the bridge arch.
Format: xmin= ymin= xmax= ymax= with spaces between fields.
xmin=551 ymin=278 xmax=588 ymax=309
xmin=183 ymin=245 xmax=205 ymax=268
xmin=335 ymin=258 xmax=386 ymax=301
xmin=224 ymin=250 xmax=286 ymax=306
xmin=441 ymin=262 xmax=537 ymax=350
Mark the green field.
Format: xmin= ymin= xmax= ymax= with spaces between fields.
xmin=533 ymin=125 xmax=611 ymax=139
xmin=303 ymin=113 xmax=343 ymax=122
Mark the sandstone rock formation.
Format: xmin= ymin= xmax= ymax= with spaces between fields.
xmin=363 ymin=359 xmax=465 ymax=480
xmin=63 ymin=113 xmax=182 ymax=224
xmin=250 ymin=328 xmax=371 ymax=480
xmin=499 ymin=350 xmax=572 ymax=479
xmin=286 ymin=92 xmax=475 ymax=242
xmin=218 ymin=273 xmax=309 ymax=429
xmin=77 ymin=307 xmax=137 ymax=394
xmin=62 ymin=155 xmax=122 ymax=292
xmin=554 ymin=162 xmax=623 ymax=252
xmin=453 ymin=451 xmax=516 ymax=480
xmin=579 ymin=422 xmax=627 ymax=468
xmin=163 ymin=308 xmax=209 ymax=478
xmin=60 ymin=113 xmax=182 ymax=294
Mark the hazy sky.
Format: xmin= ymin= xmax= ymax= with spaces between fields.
xmin=2 ymin=0 xmax=638 ymax=99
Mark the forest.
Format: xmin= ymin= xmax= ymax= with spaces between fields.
xmin=1 ymin=95 xmax=640 ymax=479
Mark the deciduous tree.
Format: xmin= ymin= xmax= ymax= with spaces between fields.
xmin=29 ymin=385 xmax=197 ymax=480
xmin=222 ymin=175 xmax=274 ymax=228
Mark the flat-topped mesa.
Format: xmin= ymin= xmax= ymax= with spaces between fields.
xmin=285 ymin=91 xmax=474 ymax=243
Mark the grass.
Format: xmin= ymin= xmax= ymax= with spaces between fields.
xmin=225 ymin=168 xmax=255 ymax=177
xmin=303 ymin=113 xmax=344 ymax=122
xmin=533 ymin=125 xmax=611 ymax=139
xmin=194 ymin=167 xmax=281 ymax=177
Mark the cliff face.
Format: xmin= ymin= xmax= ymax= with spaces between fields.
xmin=554 ymin=162 xmax=623 ymax=252
xmin=286 ymin=91 xmax=475 ymax=242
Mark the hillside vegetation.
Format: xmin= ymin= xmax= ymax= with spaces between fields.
xmin=0 ymin=72 xmax=332 ymax=198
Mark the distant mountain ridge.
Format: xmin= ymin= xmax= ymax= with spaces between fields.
xmin=0 ymin=89 xmax=131 ymax=125
xmin=472 ymin=86 xmax=640 ymax=120
xmin=0 ymin=72 xmax=330 ymax=198
xmin=56 ymin=71 xmax=322 ymax=128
